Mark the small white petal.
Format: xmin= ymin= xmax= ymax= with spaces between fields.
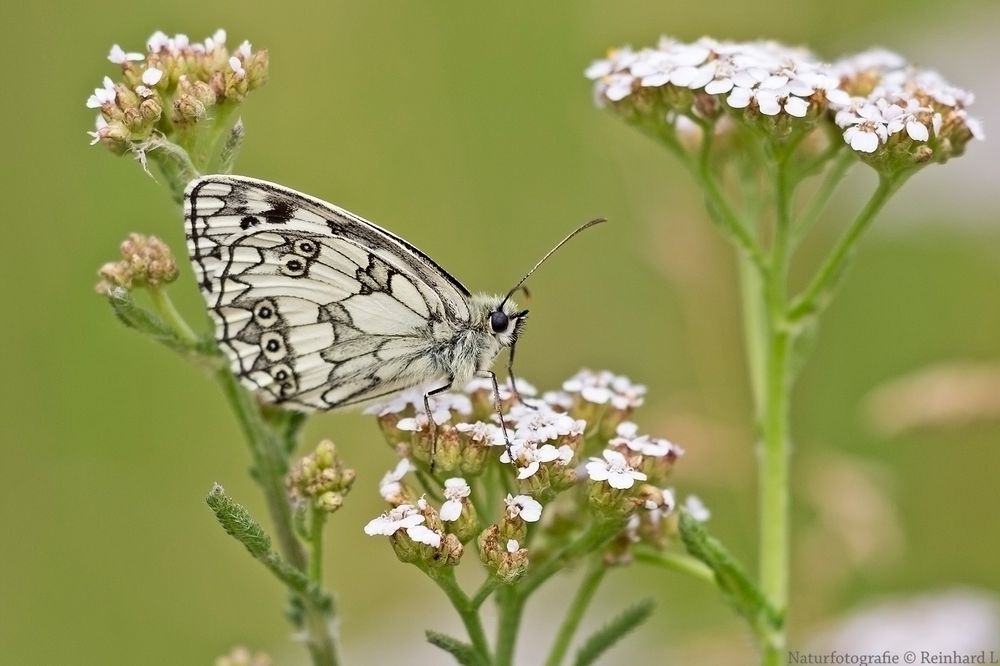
xmin=826 ymin=88 xmax=852 ymax=106
xmin=727 ymin=87 xmax=753 ymax=109
xmin=585 ymin=60 xmax=613 ymax=79
xmin=785 ymin=96 xmax=810 ymax=118
xmin=440 ymin=499 xmax=462 ymax=522
xmin=704 ymin=78 xmax=734 ymax=95
xmin=906 ymin=120 xmax=929 ymax=141
xmin=755 ymin=91 xmax=781 ymax=116
xmin=141 ymin=67 xmax=163 ymax=86
xmin=407 ymin=525 xmax=442 ymax=547
xmin=229 ymin=56 xmax=245 ymax=77
xmin=506 ymin=539 xmax=520 ymax=553
xmin=212 ymin=28 xmax=227 ymax=45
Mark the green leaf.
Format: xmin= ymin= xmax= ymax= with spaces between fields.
xmin=106 ymin=288 xmax=193 ymax=356
xmin=206 ymin=484 xmax=331 ymax=611
xmin=678 ymin=511 xmax=782 ymax=639
xmin=572 ymin=598 xmax=655 ymax=666
xmin=215 ymin=117 xmax=246 ymax=174
xmin=425 ymin=630 xmax=484 ymax=666
xmin=206 ymin=483 xmax=272 ymax=557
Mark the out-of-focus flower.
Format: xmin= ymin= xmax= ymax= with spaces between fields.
xmin=286 ymin=440 xmax=356 ymax=513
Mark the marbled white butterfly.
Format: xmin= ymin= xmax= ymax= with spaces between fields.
xmin=184 ymin=175 xmax=603 ymax=445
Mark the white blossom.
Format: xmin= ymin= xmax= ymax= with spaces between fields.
xmin=563 ymin=369 xmax=646 ymax=409
xmin=396 ymin=409 xmax=450 ymax=432
xmin=379 ymin=458 xmax=412 ymax=501
xmin=464 ymin=376 xmax=537 ymax=401
xmin=585 ymin=449 xmax=647 ymax=490
xmin=440 ymin=477 xmax=471 ymax=522
xmin=364 ymin=389 xmax=424 ymax=416
xmin=363 ymin=504 xmax=425 ymax=536
xmin=87 ymin=115 xmax=108 ymax=146
xmin=229 ymin=56 xmax=245 ymax=78
xmin=504 ymin=494 xmax=543 ymax=523
xmin=506 ymin=403 xmax=585 ymax=443
xmin=86 ymin=76 xmax=117 ymax=109
xmin=455 ymin=420 xmax=504 ymax=446
xmin=146 ymin=30 xmax=170 ymax=52
xmin=108 ymin=44 xmax=143 ymax=64
xmin=500 ymin=438 xmax=562 ymax=479
xmin=684 ymin=495 xmax=711 ymax=522
xmin=506 ymin=539 xmax=520 ymax=553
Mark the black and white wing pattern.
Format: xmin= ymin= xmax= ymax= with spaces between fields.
xmin=184 ymin=175 xmax=472 ymax=411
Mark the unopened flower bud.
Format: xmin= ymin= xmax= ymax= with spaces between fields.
xmin=94 ymin=233 xmax=179 ymax=293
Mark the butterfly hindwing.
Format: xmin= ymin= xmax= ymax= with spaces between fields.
xmin=184 ymin=175 xmax=471 ymax=410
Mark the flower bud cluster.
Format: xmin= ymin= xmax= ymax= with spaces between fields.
xmin=95 ymin=233 xmax=178 ymax=294
xmin=286 ymin=440 xmax=356 ymax=513
xmin=86 ymin=29 xmax=268 ymax=152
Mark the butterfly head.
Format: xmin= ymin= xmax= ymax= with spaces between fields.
xmin=478 ymin=296 xmax=528 ymax=347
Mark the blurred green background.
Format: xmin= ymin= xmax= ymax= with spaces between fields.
xmin=2 ymin=1 xmax=998 ymax=664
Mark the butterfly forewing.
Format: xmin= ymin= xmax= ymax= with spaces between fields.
xmin=184 ymin=175 xmax=472 ymax=410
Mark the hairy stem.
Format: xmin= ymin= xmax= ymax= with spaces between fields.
xmin=215 ymin=369 xmax=339 ymax=665
xmin=494 ymin=584 xmax=525 ymax=666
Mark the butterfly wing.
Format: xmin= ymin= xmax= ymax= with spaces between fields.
xmin=184 ymin=175 xmax=471 ymax=410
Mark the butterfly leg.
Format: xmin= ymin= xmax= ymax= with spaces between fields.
xmin=423 ymin=377 xmax=453 ymax=472
xmin=506 ymin=341 xmax=537 ymax=410
xmin=475 ymin=369 xmax=515 ymax=463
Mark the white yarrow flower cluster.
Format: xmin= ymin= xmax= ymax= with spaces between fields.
xmin=830 ymin=49 xmax=982 ymax=155
xmin=587 ymin=37 xmax=850 ymax=120
xmin=586 ymin=37 xmax=981 ymax=163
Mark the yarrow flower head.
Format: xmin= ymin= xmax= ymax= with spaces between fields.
xmin=85 ymin=29 xmax=268 ymax=159
xmin=586 ymin=36 xmax=980 ymax=172
xmin=830 ymin=49 xmax=982 ymax=166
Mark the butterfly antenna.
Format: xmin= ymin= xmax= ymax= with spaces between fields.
xmin=500 ymin=217 xmax=607 ymax=307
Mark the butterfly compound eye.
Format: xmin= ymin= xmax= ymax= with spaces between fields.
xmin=490 ymin=310 xmax=509 ymax=334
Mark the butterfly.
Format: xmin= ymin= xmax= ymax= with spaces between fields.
xmin=184 ymin=175 xmax=603 ymax=444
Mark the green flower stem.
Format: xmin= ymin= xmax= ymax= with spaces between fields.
xmin=472 ymin=576 xmax=501 ymax=609
xmin=214 ymin=368 xmax=340 ymax=666
xmin=543 ymin=556 xmax=607 ymax=666
xmin=788 ymin=175 xmax=904 ymax=322
xmin=147 ymin=286 xmax=199 ymax=346
xmin=428 ymin=567 xmax=492 ymax=664
xmin=793 ymin=152 xmax=855 ymax=246
xmin=309 ymin=508 xmax=327 ymax=583
xmin=494 ymin=518 xmax=623 ymax=666
xmin=633 ymin=547 xmax=717 ymax=585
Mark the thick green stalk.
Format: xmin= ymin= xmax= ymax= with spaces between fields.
xmin=543 ymin=557 xmax=607 ymax=666
xmin=756 ymin=147 xmax=797 ymax=664
xmin=494 ymin=584 xmax=525 ymax=666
